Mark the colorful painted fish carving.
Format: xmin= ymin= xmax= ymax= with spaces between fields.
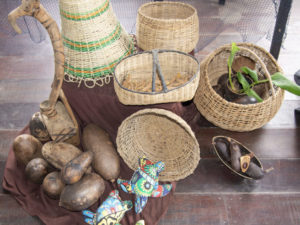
xmin=82 ymin=190 xmax=133 ymax=225
xmin=117 ymin=157 xmax=172 ymax=214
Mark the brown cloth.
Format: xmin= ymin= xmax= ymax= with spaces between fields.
xmin=2 ymin=81 xmax=198 ymax=225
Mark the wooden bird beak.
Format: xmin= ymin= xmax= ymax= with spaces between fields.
xmin=8 ymin=0 xmax=41 ymax=34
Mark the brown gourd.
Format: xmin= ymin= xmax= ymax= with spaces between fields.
xmin=42 ymin=171 xmax=65 ymax=199
xmin=82 ymin=124 xmax=120 ymax=182
xmin=214 ymin=138 xmax=230 ymax=162
xmin=42 ymin=141 xmax=82 ymax=169
xmin=61 ymin=151 xmax=93 ymax=184
xmin=25 ymin=158 xmax=49 ymax=184
xmin=13 ymin=134 xmax=43 ymax=166
xmin=229 ymin=139 xmax=242 ymax=172
xmin=59 ymin=173 xmax=105 ymax=211
xmin=245 ymin=162 xmax=265 ymax=180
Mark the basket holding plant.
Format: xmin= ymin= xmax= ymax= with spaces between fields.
xmin=194 ymin=42 xmax=298 ymax=131
xmin=214 ymin=42 xmax=300 ymax=104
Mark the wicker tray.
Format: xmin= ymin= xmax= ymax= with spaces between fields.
xmin=136 ymin=1 xmax=199 ymax=53
xmin=116 ymin=108 xmax=200 ymax=182
xmin=194 ymin=43 xmax=284 ymax=131
xmin=113 ymin=49 xmax=200 ymax=105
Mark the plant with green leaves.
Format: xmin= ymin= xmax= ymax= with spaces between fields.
xmin=227 ymin=42 xmax=300 ymax=102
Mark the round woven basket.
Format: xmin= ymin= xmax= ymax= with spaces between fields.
xmin=136 ymin=1 xmax=199 ymax=53
xmin=194 ymin=43 xmax=284 ymax=132
xmin=113 ymin=49 xmax=200 ymax=105
xmin=116 ymin=108 xmax=200 ymax=182
xmin=60 ymin=0 xmax=135 ymax=88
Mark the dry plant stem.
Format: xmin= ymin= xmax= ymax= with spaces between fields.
xmin=265 ymin=167 xmax=274 ymax=173
xmin=8 ymin=0 xmax=65 ymax=114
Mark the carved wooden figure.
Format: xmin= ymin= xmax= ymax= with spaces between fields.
xmin=8 ymin=0 xmax=80 ymax=145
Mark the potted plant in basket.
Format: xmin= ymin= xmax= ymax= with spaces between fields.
xmin=214 ymin=42 xmax=300 ymax=104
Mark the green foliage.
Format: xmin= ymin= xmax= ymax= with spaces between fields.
xmin=227 ymin=43 xmax=240 ymax=91
xmin=227 ymin=43 xmax=300 ymax=103
xmin=241 ymin=67 xmax=258 ymax=82
xmin=228 ymin=43 xmax=240 ymax=68
xmin=237 ymin=72 xmax=263 ymax=102
xmin=271 ymin=72 xmax=300 ymax=96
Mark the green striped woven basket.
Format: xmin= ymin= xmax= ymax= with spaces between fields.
xmin=60 ymin=0 xmax=135 ymax=88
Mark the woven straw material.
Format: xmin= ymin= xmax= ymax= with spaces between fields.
xmin=116 ymin=108 xmax=200 ymax=182
xmin=136 ymin=1 xmax=199 ymax=53
xmin=60 ymin=0 xmax=135 ymax=88
xmin=114 ymin=50 xmax=200 ymax=105
xmin=194 ymin=43 xmax=284 ymax=132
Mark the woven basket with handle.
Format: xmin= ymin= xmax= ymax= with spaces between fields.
xmin=136 ymin=1 xmax=199 ymax=53
xmin=116 ymin=108 xmax=200 ymax=182
xmin=113 ymin=49 xmax=200 ymax=105
xmin=194 ymin=43 xmax=284 ymax=132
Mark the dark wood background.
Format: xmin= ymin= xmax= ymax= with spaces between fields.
xmin=0 ymin=1 xmax=299 ymax=224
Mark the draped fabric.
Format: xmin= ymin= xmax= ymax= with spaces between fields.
xmin=2 ymin=81 xmax=198 ymax=225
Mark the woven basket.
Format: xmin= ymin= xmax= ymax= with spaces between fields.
xmin=113 ymin=49 xmax=200 ymax=105
xmin=194 ymin=43 xmax=284 ymax=132
xmin=136 ymin=1 xmax=199 ymax=53
xmin=60 ymin=0 xmax=135 ymax=88
xmin=116 ymin=108 xmax=200 ymax=182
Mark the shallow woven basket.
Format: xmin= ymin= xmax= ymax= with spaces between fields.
xmin=194 ymin=43 xmax=284 ymax=132
xmin=60 ymin=0 xmax=135 ymax=88
xmin=116 ymin=108 xmax=200 ymax=182
xmin=136 ymin=1 xmax=199 ymax=53
xmin=113 ymin=49 xmax=200 ymax=105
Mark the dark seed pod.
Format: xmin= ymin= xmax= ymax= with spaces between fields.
xmin=245 ymin=162 xmax=265 ymax=180
xmin=214 ymin=139 xmax=230 ymax=162
xmin=25 ymin=158 xmax=49 ymax=184
xmin=82 ymin=124 xmax=120 ymax=182
xmin=13 ymin=134 xmax=43 ymax=166
xmin=29 ymin=112 xmax=50 ymax=142
xmin=61 ymin=151 xmax=93 ymax=184
xmin=229 ymin=140 xmax=242 ymax=172
xmin=59 ymin=173 xmax=105 ymax=211
xmin=242 ymin=162 xmax=248 ymax=169
xmin=233 ymin=96 xmax=258 ymax=105
xmin=42 ymin=171 xmax=65 ymax=199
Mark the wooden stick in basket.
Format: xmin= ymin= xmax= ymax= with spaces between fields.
xmin=152 ymin=50 xmax=168 ymax=93
xmin=8 ymin=0 xmax=65 ymax=116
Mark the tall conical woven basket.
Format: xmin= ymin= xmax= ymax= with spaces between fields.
xmin=194 ymin=43 xmax=284 ymax=132
xmin=60 ymin=0 xmax=135 ymax=88
xmin=136 ymin=1 xmax=199 ymax=53
xmin=116 ymin=108 xmax=200 ymax=182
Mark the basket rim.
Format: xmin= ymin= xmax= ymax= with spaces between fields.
xmin=138 ymin=1 xmax=197 ymax=23
xmin=113 ymin=49 xmax=200 ymax=95
xmin=116 ymin=108 xmax=200 ymax=181
xmin=201 ymin=42 xmax=284 ymax=108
